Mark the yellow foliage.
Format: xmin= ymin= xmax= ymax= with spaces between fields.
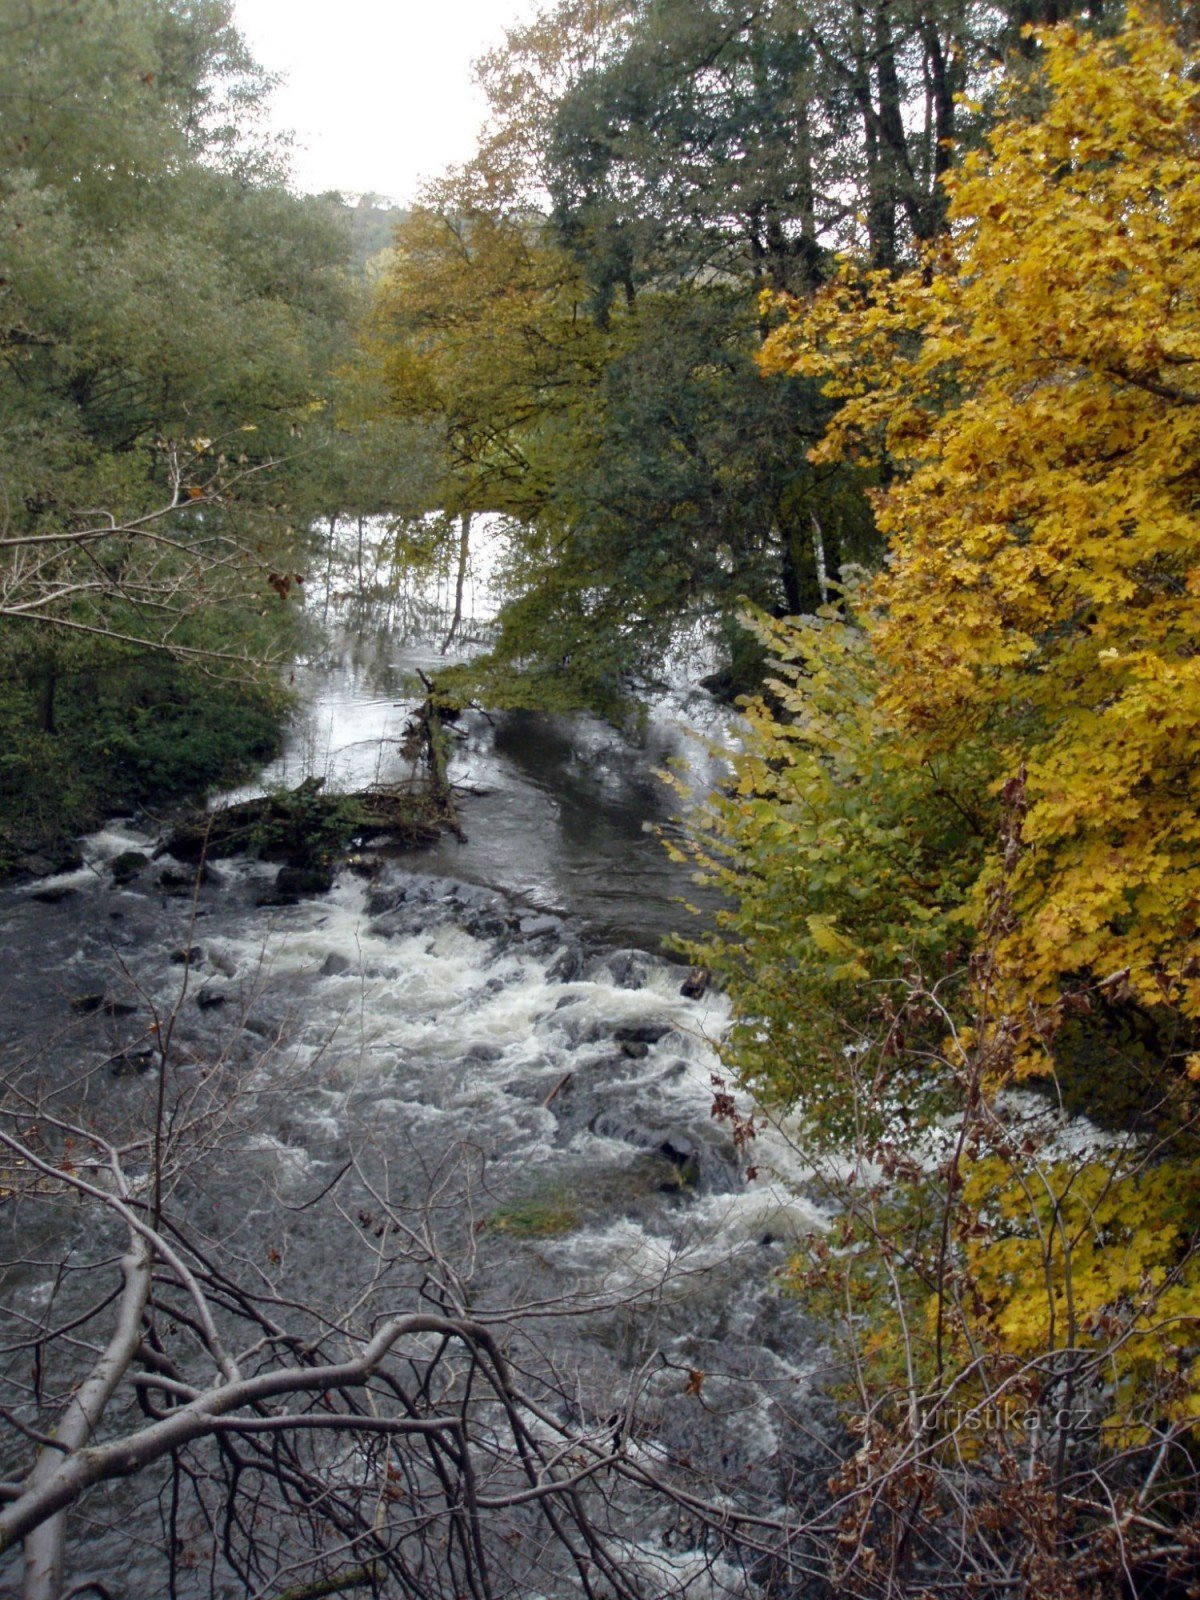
xmin=958 ymin=1152 xmax=1200 ymax=1438
xmin=363 ymin=204 xmax=602 ymax=518
xmin=734 ymin=10 xmax=1200 ymax=1454
xmin=763 ymin=9 xmax=1200 ymax=1073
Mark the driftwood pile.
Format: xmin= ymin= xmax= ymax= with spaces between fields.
xmin=163 ymin=689 xmax=465 ymax=875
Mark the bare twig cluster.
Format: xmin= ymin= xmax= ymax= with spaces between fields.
xmin=0 ymin=923 xmax=818 ymax=1600
xmin=0 ymin=440 xmax=292 ymax=665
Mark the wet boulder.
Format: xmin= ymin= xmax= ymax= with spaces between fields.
xmin=545 ymin=942 xmax=585 ymax=983
xmin=71 ymin=994 xmax=138 ymax=1018
xmin=29 ymin=883 xmax=77 ymax=904
xmin=108 ymin=1047 xmax=158 ymax=1077
xmin=159 ymin=862 xmax=217 ymax=892
xmin=257 ymin=865 xmax=335 ymax=905
xmin=585 ymin=949 xmax=653 ymax=990
xmin=681 ymin=966 xmax=711 ymax=1000
xmin=110 ymin=850 xmax=150 ymax=886
xmin=614 ymin=1022 xmax=674 ymax=1046
xmin=18 ymin=843 xmax=83 ymax=878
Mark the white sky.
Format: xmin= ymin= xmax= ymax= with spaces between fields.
xmin=233 ymin=0 xmax=540 ymax=206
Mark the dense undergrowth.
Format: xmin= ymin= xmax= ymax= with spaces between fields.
xmin=0 ymin=646 xmax=289 ymax=871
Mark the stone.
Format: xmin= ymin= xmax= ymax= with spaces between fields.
xmin=170 ymin=946 xmax=203 ymax=966
xmin=159 ymin=863 xmax=213 ymax=890
xmin=276 ymin=865 xmax=334 ymax=897
xmin=598 ymin=949 xmax=651 ymax=990
xmin=20 ymin=844 xmax=83 ymax=877
xmin=110 ymin=851 xmax=150 ymax=885
xmin=108 ymin=1048 xmax=158 ymax=1077
xmin=615 ymin=1023 xmax=672 ymax=1046
xmin=320 ymin=951 xmax=352 ymax=977
xmin=257 ymin=863 xmax=336 ymax=906
xmin=545 ymin=944 xmax=584 ymax=983
xmin=30 ymin=884 xmax=76 ymax=904
xmin=71 ymin=994 xmax=138 ymax=1018
xmin=466 ymin=1043 xmax=505 ymax=1064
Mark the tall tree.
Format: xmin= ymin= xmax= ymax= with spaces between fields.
xmin=0 ymin=0 xmax=360 ymax=857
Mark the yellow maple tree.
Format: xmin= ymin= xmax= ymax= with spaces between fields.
xmin=762 ymin=8 xmax=1200 ymax=1078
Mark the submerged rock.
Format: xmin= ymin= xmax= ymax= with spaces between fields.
xmin=71 ymin=993 xmax=138 ymax=1018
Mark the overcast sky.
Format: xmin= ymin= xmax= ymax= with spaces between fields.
xmin=233 ymin=0 xmax=540 ymax=206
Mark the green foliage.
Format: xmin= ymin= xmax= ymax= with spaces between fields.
xmin=547 ymin=0 xmax=830 ymax=305
xmin=80 ymin=667 xmax=285 ymax=806
xmin=0 ymin=0 xmax=381 ymax=861
xmin=359 ymin=3 xmax=894 ymax=712
xmin=0 ymin=640 xmax=288 ymax=867
xmin=676 ymin=604 xmax=991 ymax=1121
xmin=243 ymin=784 xmax=369 ymax=869
xmin=0 ymin=0 xmax=359 ymax=597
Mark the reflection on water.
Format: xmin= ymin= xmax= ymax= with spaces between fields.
xmin=230 ymin=600 xmax=731 ymax=949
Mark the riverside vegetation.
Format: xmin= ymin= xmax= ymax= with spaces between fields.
xmin=0 ymin=0 xmax=433 ymax=869
xmin=3 ymin=0 xmax=1200 ymax=1596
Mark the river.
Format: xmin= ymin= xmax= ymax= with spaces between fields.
xmin=0 ymin=615 xmax=835 ymax=1598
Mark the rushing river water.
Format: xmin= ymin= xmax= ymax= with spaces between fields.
xmin=0 ymin=622 xmax=837 ymax=1598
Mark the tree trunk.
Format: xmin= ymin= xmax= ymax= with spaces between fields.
xmin=850 ymin=0 xmax=896 ymax=270
xmin=812 ymin=514 xmax=831 ymax=607
xmin=323 ymin=513 xmax=338 ymax=625
xmin=874 ymin=0 xmax=925 ymax=248
xmin=440 ymin=511 xmax=471 ymax=654
xmin=20 ymin=1235 xmax=152 ymax=1600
